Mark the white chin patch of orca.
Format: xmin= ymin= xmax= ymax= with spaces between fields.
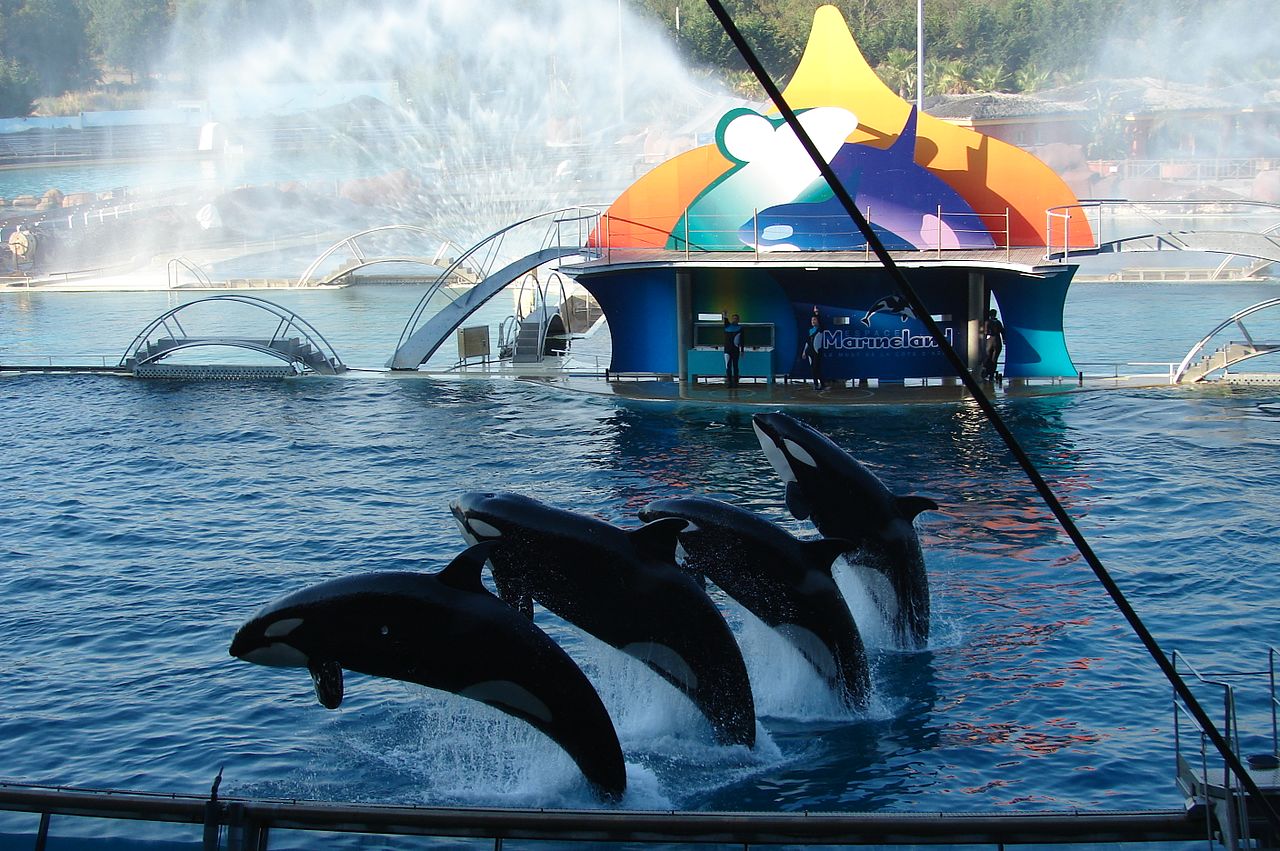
xmin=459 ymin=680 xmax=553 ymax=725
xmin=753 ymin=425 xmax=797 ymax=483
xmin=782 ymin=438 xmax=818 ymax=470
xmin=244 ymin=643 xmax=309 ymax=668
xmin=622 ymin=642 xmax=699 ymax=691
xmin=775 ymin=623 xmax=838 ymax=681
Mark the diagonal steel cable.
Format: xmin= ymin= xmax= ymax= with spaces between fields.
xmin=702 ymin=0 xmax=1280 ymax=833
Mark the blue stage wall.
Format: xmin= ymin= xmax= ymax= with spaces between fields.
xmin=989 ymin=268 xmax=1077 ymax=378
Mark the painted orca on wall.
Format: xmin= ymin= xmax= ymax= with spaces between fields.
xmin=451 ymin=491 xmax=757 ymax=748
xmin=751 ymin=412 xmax=938 ymax=649
xmin=638 ymin=495 xmax=870 ymax=709
xmin=228 ymin=542 xmax=627 ymax=801
xmin=860 ymin=294 xmax=917 ymax=326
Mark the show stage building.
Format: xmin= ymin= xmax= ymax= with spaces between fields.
xmin=561 ymin=5 xmax=1095 ymax=384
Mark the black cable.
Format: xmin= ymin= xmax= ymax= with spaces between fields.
xmin=702 ymin=0 xmax=1280 ymax=833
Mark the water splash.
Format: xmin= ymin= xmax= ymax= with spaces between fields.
xmin=155 ymin=0 xmax=735 ymax=247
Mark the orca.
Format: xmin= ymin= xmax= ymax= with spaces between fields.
xmin=228 ymin=542 xmax=627 ymax=801
xmin=450 ymin=492 xmax=756 ymax=748
xmin=638 ymin=495 xmax=870 ymax=709
xmin=860 ymin=294 xmax=917 ymax=326
xmin=751 ymin=412 xmax=937 ymax=649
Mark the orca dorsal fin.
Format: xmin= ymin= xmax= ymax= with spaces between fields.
xmin=436 ymin=542 xmax=495 ymax=594
xmin=890 ymin=106 xmax=919 ymax=155
xmin=895 ymin=495 xmax=938 ymax=520
xmin=628 ymin=517 xmax=687 ymax=562
xmin=801 ymin=537 xmax=856 ymax=574
xmin=785 ymin=481 xmax=813 ymax=521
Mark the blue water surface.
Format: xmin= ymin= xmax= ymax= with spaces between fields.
xmin=0 ymin=282 xmax=1278 ymax=835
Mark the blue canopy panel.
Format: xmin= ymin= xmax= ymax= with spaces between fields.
xmin=990 ymin=267 xmax=1077 ymax=379
xmin=588 ymin=269 xmax=680 ymax=375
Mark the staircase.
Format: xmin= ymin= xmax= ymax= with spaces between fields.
xmin=125 ymin=336 xmax=345 ymax=375
xmin=511 ymin=320 xmax=545 ymax=363
xmin=1179 ymin=341 xmax=1280 ymax=383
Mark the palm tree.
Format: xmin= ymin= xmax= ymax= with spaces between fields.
xmin=971 ymin=63 xmax=1008 ymax=93
xmin=926 ymin=57 xmax=970 ymax=96
xmin=877 ymin=46 xmax=917 ymax=99
xmin=1014 ymin=62 xmax=1050 ymax=93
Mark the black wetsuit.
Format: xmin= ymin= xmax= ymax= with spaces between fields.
xmin=982 ymin=316 xmax=1004 ymax=380
xmin=724 ymin=321 xmax=743 ymax=386
xmin=803 ymin=320 xmax=824 ymax=389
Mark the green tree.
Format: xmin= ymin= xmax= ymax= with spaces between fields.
xmin=971 ymin=63 xmax=1008 ymax=93
xmin=0 ymin=55 xmax=36 ymax=116
xmin=876 ymin=46 xmax=917 ymax=99
xmin=0 ymin=0 xmax=95 ymax=96
xmin=86 ymin=0 xmax=171 ymax=84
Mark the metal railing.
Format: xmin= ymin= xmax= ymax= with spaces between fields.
xmin=1173 ymin=297 xmax=1280 ymax=383
xmin=1171 ymin=648 xmax=1280 ymax=850
xmin=395 ymin=206 xmax=604 ymax=357
xmin=166 ymin=257 xmax=212 ymax=290
xmin=1047 ymin=199 xmax=1280 ymax=260
xmin=119 ymin=294 xmax=346 ymax=375
xmin=0 ymin=779 xmax=1204 ymax=851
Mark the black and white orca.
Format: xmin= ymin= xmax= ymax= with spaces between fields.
xmin=228 ymin=542 xmax=627 ymax=801
xmin=450 ymin=491 xmax=757 ymax=748
xmin=751 ymin=412 xmax=937 ymax=649
xmin=638 ymin=495 xmax=870 ymax=709
xmin=860 ymin=293 xmax=916 ymax=325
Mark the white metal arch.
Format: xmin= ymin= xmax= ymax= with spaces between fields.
xmin=1174 ymin=298 xmax=1280 ymax=383
xmin=119 ymin=295 xmax=346 ymax=375
xmin=389 ymin=206 xmax=603 ymax=370
xmin=295 ymin=225 xmax=474 ymax=287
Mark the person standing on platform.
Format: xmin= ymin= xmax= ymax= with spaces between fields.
xmin=802 ymin=305 xmax=824 ymax=389
xmin=981 ymin=308 xmax=1004 ymax=381
xmin=723 ymin=312 xmax=743 ymax=387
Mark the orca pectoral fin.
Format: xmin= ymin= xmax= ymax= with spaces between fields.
xmin=308 ymin=659 xmax=344 ymax=709
xmin=785 ymin=481 xmax=813 ymax=520
xmin=895 ymin=495 xmax=939 ymax=520
xmin=435 ymin=542 xmax=496 ymax=594
xmin=628 ymin=517 xmax=687 ymax=563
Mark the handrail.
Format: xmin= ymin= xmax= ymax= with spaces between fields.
xmin=395 ymin=206 xmax=603 ymax=354
xmin=0 ymin=780 xmax=1204 ymax=848
xmin=1210 ymin=221 xmax=1280 ymax=279
xmin=1048 ymin=199 xmax=1280 ymax=260
xmin=166 ymin=257 xmax=212 ymax=290
xmin=296 ymin=225 xmax=470 ymax=287
xmin=1172 ymin=297 xmax=1280 ymax=382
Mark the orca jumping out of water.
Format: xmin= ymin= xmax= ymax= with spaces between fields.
xmin=228 ymin=542 xmax=627 ymax=802
xmin=638 ymin=495 xmax=870 ymax=709
xmin=451 ymin=491 xmax=757 ymax=748
xmin=751 ymin=412 xmax=937 ymax=649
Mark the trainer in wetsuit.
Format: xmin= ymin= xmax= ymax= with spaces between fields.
xmin=802 ymin=305 xmax=824 ymax=389
xmin=723 ymin=312 xmax=743 ymax=387
xmin=981 ymin=308 xmax=1004 ymax=381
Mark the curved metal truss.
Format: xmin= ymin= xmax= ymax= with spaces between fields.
xmin=119 ymin=295 xmax=346 ymax=375
xmin=1174 ymin=298 xmax=1280 ymax=382
xmin=296 ymin=225 xmax=476 ymax=287
xmin=389 ymin=206 xmax=603 ymax=369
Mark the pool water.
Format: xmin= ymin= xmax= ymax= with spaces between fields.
xmin=0 ymin=282 xmax=1278 ymax=823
